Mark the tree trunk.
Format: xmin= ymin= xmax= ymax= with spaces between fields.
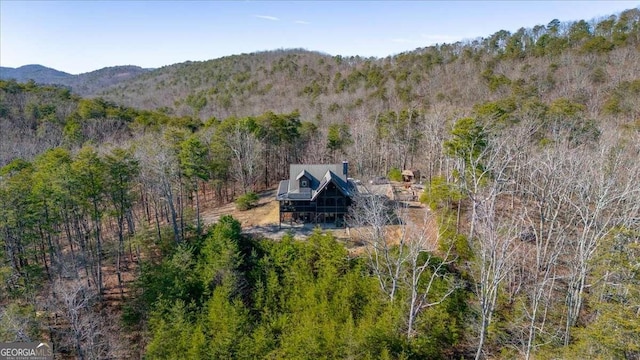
xmin=93 ymin=200 xmax=103 ymax=294
xmin=195 ymin=180 xmax=201 ymax=235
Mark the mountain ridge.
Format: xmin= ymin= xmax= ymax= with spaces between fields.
xmin=0 ymin=64 xmax=73 ymax=83
xmin=0 ymin=64 xmax=152 ymax=95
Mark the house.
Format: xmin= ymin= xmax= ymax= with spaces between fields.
xmin=401 ymin=169 xmax=421 ymax=183
xmin=276 ymin=162 xmax=356 ymax=227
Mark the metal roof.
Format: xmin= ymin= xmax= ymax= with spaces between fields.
xmin=276 ymin=163 xmax=354 ymax=201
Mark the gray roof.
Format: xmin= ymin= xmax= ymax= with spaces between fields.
xmin=276 ymin=163 xmax=355 ymax=201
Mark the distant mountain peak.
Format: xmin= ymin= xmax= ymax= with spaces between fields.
xmin=0 ymin=64 xmax=151 ymax=96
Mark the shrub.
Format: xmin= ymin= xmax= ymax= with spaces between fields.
xmin=235 ymin=192 xmax=259 ymax=211
xmin=387 ymin=167 xmax=402 ymax=182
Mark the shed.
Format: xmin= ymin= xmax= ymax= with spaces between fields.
xmin=401 ymin=169 xmax=421 ymax=183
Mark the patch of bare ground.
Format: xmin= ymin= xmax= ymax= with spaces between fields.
xmin=346 ymin=212 xmax=440 ymax=258
xmin=347 ymin=182 xmax=440 ymax=257
xmin=101 ymin=262 xmax=136 ymax=308
xmin=197 ymin=188 xmax=354 ymax=241
xmin=200 ymin=189 xmax=279 ymax=228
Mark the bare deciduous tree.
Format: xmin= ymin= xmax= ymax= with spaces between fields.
xmin=135 ymin=135 xmax=182 ymax=243
xmin=225 ymin=124 xmax=264 ymax=193
xmin=404 ymin=212 xmax=457 ymax=337
xmin=517 ymin=146 xmax=573 ymax=359
xmin=472 ymin=185 xmax=522 ymax=360
xmin=47 ymin=279 xmax=122 ymax=359
xmin=348 ymin=193 xmax=406 ymax=301
xmin=562 ymin=140 xmax=639 ymax=345
xmin=348 ymin=193 xmax=458 ymax=337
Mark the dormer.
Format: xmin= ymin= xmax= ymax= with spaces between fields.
xmin=295 ymin=170 xmax=313 ymax=189
xmin=300 ymin=176 xmax=310 ymax=188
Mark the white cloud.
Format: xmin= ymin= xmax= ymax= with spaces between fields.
xmin=254 ymin=15 xmax=280 ymax=21
xmin=294 ymin=20 xmax=310 ymax=25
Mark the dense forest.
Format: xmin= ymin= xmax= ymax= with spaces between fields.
xmin=1 ymin=8 xmax=640 ymax=359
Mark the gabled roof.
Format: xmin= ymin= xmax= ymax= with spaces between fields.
xmin=276 ymin=163 xmax=355 ymax=201
xmin=295 ymin=169 xmax=313 ymax=181
xmin=311 ymin=170 xmax=351 ymax=200
xmin=288 ymin=164 xmax=344 ymax=192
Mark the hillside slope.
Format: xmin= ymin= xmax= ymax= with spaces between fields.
xmin=94 ymin=10 xmax=640 ymax=132
xmin=0 ymin=64 xmax=151 ymax=96
xmin=0 ymin=64 xmax=73 ymax=83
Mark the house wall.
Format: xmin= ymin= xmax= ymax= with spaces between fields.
xmin=278 ymin=182 xmax=351 ymax=225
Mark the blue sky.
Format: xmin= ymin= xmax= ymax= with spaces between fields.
xmin=1 ymin=1 xmax=637 ymax=74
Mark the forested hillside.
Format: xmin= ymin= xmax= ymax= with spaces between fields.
xmin=0 ymin=65 xmax=74 ymax=84
xmin=1 ymin=9 xmax=639 ymax=359
xmin=0 ymin=65 xmax=150 ymax=96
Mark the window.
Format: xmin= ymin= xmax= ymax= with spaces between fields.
xmin=301 ymin=179 xmax=308 ymax=188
